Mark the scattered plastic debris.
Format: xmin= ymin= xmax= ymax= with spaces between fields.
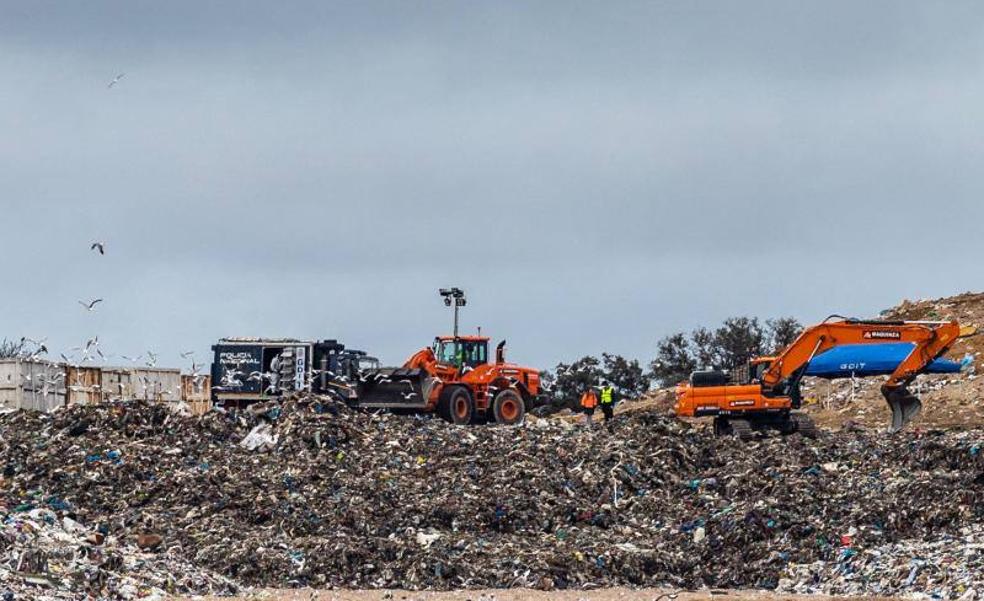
xmin=0 ymin=397 xmax=980 ymax=598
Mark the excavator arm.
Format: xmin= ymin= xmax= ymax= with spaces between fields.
xmin=760 ymin=318 xmax=961 ymax=432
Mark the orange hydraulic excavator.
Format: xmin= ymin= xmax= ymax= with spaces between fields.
xmin=675 ymin=317 xmax=961 ymax=438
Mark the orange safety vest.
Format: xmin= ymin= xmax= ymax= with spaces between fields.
xmin=580 ymin=390 xmax=598 ymax=409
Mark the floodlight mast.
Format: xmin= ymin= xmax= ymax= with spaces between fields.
xmin=439 ymin=287 xmax=467 ymax=339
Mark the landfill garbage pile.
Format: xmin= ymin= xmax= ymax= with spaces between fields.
xmin=0 ymin=399 xmax=981 ymax=600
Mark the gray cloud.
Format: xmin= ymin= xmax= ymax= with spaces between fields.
xmin=2 ymin=1 xmax=983 ymax=370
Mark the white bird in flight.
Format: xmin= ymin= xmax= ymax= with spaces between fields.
xmin=78 ymin=298 xmax=103 ymax=311
xmin=107 ymin=73 xmax=125 ymax=88
xmin=90 ymin=241 xmax=106 ymax=255
xmin=73 ymin=336 xmax=99 ymax=362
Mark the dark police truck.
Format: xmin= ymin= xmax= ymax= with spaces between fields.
xmin=210 ymin=338 xmax=378 ymax=407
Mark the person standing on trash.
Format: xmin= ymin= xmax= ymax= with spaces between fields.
xmin=580 ymin=385 xmax=598 ymax=425
xmin=600 ymin=381 xmax=616 ymax=422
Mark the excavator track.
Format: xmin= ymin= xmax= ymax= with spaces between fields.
xmin=713 ymin=417 xmax=754 ymax=440
xmin=730 ymin=419 xmax=754 ymax=441
xmin=715 ymin=412 xmax=816 ymax=440
xmin=790 ymin=412 xmax=817 ymax=438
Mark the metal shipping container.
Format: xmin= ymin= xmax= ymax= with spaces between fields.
xmin=66 ymin=366 xmax=103 ymax=405
xmin=0 ymin=359 xmax=67 ymax=412
xmin=1 ymin=360 xmax=210 ymax=413
xmin=182 ymin=374 xmax=212 ymax=415
xmin=101 ymin=367 xmax=182 ymax=402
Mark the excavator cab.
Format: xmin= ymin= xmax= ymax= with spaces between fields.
xmin=432 ymin=336 xmax=489 ymax=369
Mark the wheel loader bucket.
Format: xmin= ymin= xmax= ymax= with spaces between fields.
xmin=882 ymin=385 xmax=922 ymax=433
xmin=355 ymin=368 xmax=437 ymax=409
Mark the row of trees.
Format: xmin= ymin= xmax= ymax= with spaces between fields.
xmin=538 ymin=316 xmax=803 ymax=410
xmin=539 ymin=353 xmax=652 ymax=410
xmin=649 ymin=316 xmax=803 ymax=387
xmin=0 ymin=338 xmax=26 ymax=359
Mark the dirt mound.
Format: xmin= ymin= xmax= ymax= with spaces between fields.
xmin=883 ymin=291 xmax=984 ymax=352
xmin=1 ymin=399 xmax=981 ymax=599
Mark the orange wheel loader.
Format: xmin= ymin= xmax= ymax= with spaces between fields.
xmin=355 ymin=288 xmax=542 ymax=425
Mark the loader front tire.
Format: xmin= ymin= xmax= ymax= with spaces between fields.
xmin=492 ymin=389 xmax=525 ymax=425
xmin=441 ymin=386 xmax=474 ymax=425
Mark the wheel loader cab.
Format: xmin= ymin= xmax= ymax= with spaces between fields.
xmin=432 ymin=336 xmax=489 ymax=369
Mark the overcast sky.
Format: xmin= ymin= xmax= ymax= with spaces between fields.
xmin=2 ymin=1 xmax=983 ymax=370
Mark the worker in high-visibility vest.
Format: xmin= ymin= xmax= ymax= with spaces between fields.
xmin=579 ymin=386 xmax=599 ymax=426
xmin=600 ymin=382 xmax=616 ymax=422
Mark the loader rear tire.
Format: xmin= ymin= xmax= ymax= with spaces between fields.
xmin=441 ymin=386 xmax=474 ymax=425
xmin=492 ymin=389 xmax=525 ymax=425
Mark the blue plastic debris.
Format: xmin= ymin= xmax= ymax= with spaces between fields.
xmin=45 ymin=496 xmax=71 ymax=511
xmin=679 ymin=518 xmax=705 ymax=533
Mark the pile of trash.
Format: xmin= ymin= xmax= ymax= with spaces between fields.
xmin=1 ymin=398 xmax=981 ymax=599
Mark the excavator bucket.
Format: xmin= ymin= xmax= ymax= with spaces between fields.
xmin=883 ymin=385 xmax=922 ymax=433
xmin=355 ymin=368 xmax=437 ymax=409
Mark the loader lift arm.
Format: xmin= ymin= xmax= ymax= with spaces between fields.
xmin=761 ymin=318 xmax=961 ymax=432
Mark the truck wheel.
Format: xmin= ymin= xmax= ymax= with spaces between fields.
xmin=493 ymin=389 xmax=525 ymax=425
xmin=444 ymin=387 xmax=474 ymax=425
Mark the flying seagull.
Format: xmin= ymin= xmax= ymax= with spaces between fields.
xmin=73 ymin=336 xmax=99 ymax=362
xmin=90 ymin=242 xmax=105 ymax=255
xmin=78 ymin=299 xmax=103 ymax=311
xmin=107 ymin=73 xmax=125 ymax=88
xmin=180 ymin=351 xmax=195 ymax=359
